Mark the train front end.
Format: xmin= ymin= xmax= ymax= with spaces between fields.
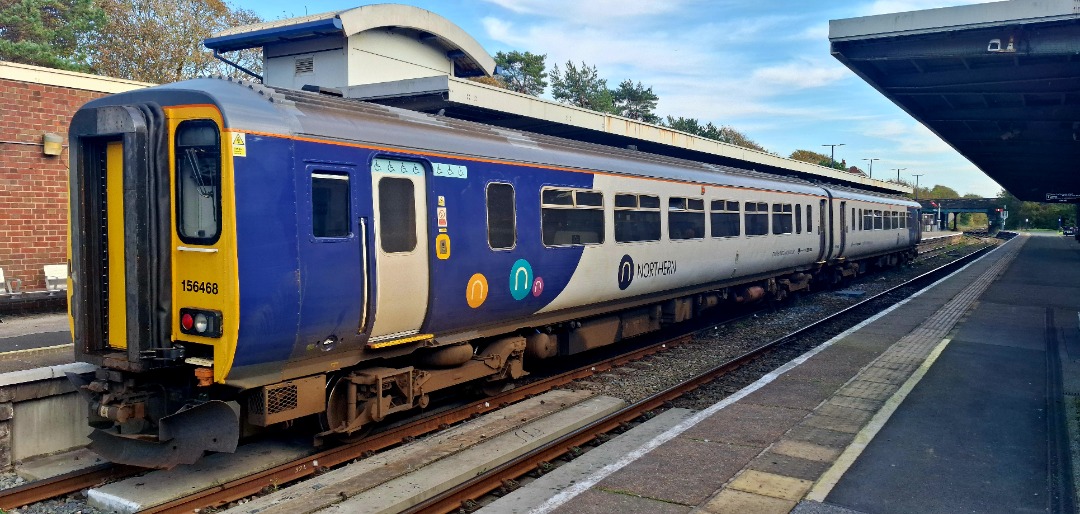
xmin=67 ymin=91 xmax=243 ymax=468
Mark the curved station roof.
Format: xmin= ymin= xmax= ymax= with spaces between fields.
xmin=831 ymin=0 xmax=1080 ymax=203
xmin=206 ymin=4 xmax=908 ymax=196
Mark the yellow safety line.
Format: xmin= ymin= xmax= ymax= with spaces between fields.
xmin=806 ymin=337 xmax=954 ymax=501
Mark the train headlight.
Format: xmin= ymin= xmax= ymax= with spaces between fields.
xmin=179 ymin=308 xmax=222 ymax=338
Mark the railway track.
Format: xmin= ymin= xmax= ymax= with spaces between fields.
xmin=0 ymin=238 xmax=995 ymax=512
xmin=406 ymin=241 xmax=995 ymax=513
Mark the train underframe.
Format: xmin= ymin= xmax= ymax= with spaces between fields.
xmin=72 ymin=249 xmax=916 ymax=468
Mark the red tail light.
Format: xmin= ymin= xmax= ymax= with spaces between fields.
xmin=178 ymin=308 xmax=222 ymax=338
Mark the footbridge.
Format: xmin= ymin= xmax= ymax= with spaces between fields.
xmin=917 ymin=198 xmax=1005 ymax=231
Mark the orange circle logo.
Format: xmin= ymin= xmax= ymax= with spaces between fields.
xmin=466 ymin=273 xmax=488 ymax=308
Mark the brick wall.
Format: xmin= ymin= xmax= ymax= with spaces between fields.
xmin=0 ymin=63 xmax=148 ymax=294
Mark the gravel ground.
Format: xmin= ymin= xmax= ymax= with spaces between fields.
xmin=569 ymin=236 xmax=996 ymax=408
xmin=0 ymin=236 xmax=993 ymax=513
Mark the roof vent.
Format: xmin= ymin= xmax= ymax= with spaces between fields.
xmin=295 ymin=56 xmax=314 ymax=75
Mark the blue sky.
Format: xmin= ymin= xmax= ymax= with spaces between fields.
xmin=235 ymin=0 xmax=1000 ymax=197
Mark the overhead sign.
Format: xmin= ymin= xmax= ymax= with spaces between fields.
xmin=1045 ymin=193 xmax=1080 ymax=202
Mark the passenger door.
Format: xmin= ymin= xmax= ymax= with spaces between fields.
xmin=368 ymin=157 xmax=429 ymax=342
xmin=838 ymin=201 xmax=847 ymax=258
xmin=817 ymin=199 xmax=828 ymax=261
xmin=297 ymin=167 xmax=365 ymax=345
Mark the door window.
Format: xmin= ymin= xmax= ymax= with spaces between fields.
xmin=379 ymin=177 xmax=416 ymax=252
xmin=312 ymin=173 xmax=350 ymax=238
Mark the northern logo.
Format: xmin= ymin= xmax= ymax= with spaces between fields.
xmin=617 ymin=254 xmax=634 ymax=290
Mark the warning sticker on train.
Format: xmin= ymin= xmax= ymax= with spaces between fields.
xmin=231 ymin=132 xmax=246 ymax=157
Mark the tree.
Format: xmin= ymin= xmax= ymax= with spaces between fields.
xmin=89 ymin=0 xmax=262 ymax=83
xmin=789 ymin=149 xmax=829 ymax=164
xmin=611 ymin=80 xmax=659 ymax=123
xmin=662 ymin=116 xmax=767 ymax=152
xmin=470 ymin=75 xmax=508 ymax=89
xmin=0 ymin=0 xmax=105 ymax=71
xmin=997 ymin=189 xmax=1073 ymax=229
xmin=713 ymin=126 xmax=767 ymax=152
xmin=550 ymin=61 xmax=613 ymax=112
xmin=789 ymin=149 xmax=842 ymax=168
xmin=928 ymin=185 xmax=960 ymax=199
xmin=494 ymin=50 xmax=547 ymax=96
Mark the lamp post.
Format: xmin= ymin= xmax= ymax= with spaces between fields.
xmin=822 ymin=144 xmax=845 ymax=166
xmin=862 ymin=158 xmax=879 ymax=178
xmin=894 ymin=167 xmax=906 ymax=182
xmin=912 ymin=173 xmax=924 ymax=200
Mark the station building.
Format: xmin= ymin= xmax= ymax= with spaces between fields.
xmin=0 ymin=62 xmax=147 ymax=299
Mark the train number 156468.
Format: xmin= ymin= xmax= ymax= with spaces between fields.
xmin=181 ymin=280 xmax=219 ymax=295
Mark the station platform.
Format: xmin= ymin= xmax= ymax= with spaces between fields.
xmin=485 ymin=232 xmax=1077 ymax=514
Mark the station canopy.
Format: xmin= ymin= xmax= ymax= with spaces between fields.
xmin=830 ymin=0 xmax=1080 ymax=203
xmin=207 ymin=4 xmax=909 ymax=196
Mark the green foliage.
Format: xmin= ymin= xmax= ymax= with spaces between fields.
xmin=494 ymin=50 xmax=547 ymax=96
xmin=789 ymin=149 xmax=830 ymax=164
xmin=788 ymin=149 xmax=844 ymax=169
xmin=550 ymin=61 xmax=613 ymax=112
xmin=0 ymin=0 xmax=106 ymax=71
xmin=611 ymin=79 xmax=659 ymax=123
xmin=89 ymin=0 xmax=263 ymax=83
xmin=662 ymin=116 xmax=767 ymax=152
xmin=928 ymin=185 xmax=960 ymax=199
xmin=997 ymin=189 xmax=1075 ymax=229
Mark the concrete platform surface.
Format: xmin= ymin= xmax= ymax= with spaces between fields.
xmin=815 ymin=232 xmax=1077 ymax=514
xmin=224 ymin=389 xmax=618 ymax=514
xmin=530 ymin=234 xmax=1055 ymax=514
xmin=481 ymin=407 xmax=697 ymax=514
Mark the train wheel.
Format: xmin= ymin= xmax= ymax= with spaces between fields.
xmin=320 ymin=376 xmax=371 ymax=439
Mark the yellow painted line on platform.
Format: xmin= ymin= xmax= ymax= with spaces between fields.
xmin=0 ymin=343 xmax=73 ymax=361
xmin=805 ymin=337 xmax=953 ymax=502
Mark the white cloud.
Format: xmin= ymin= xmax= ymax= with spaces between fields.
xmin=480 ymin=0 xmax=687 ymax=22
xmin=861 ymin=0 xmax=992 ymax=16
xmin=750 ymin=60 xmax=849 ymax=89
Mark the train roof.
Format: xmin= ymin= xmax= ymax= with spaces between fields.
xmin=82 ymin=77 xmax=919 ymax=205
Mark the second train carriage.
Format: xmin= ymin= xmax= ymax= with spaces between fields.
xmin=66 ymin=77 xmax=920 ymax=467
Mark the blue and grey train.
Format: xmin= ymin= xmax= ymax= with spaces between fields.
xmin=65 ymin=77 xmax=921 ymax=468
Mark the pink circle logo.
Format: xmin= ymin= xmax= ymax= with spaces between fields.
xmin=532 ymin=277 xmax=544 ymax=297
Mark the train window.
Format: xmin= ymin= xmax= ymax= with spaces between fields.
xmin=487 ymin=183 xmax=516 ymax=250
xmin=378 ymin=177 xmax=417 ymax=253
xmin=807 ymin=204 xmax=812 ymax=233
xmin=542 ymin=188 xmax=604 ymax=246
xmin=745 ymin=202 xmax=768 ymax=236
xmin=795 ymin=205 xmax=802 ymax=234
xmin=852 ymin=208 xmax=856 ymax=231
xmin=669 ymin=196 xmax=705 ymax=240
xmin=710 ymin=200 xmax=740 ymax=238
xmin=615 ymin=194 xmax=661 ymax=243
xmin=312 ymin=173 xmax=350 ymax=238
xmin=615 ymin=194 xmax=637 ymax=208
xmin=902 ymin=212 xmax=908 ymax=229
xmin=541 ymin=189 xmax=573 ymax=206
xmin=864 ymin=210 xmax=873 ymax=231
xmin=175 ymin=120 xmax=222 ymax=245
xmin=873 ymin=210 xmax=883 ymax=230
xmin=772 ymin=203 xmax=793 ymax=235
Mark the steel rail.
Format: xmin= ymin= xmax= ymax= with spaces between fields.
xmin=405 ymin=243 xmax=994 ymax=513
xmin=140 ymin=335 xmax=691 ymax=514
xmin=0 ymin=239 xmax=982 ymax=512
xmin=0 ymin=463 xmax=141 ymax=511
